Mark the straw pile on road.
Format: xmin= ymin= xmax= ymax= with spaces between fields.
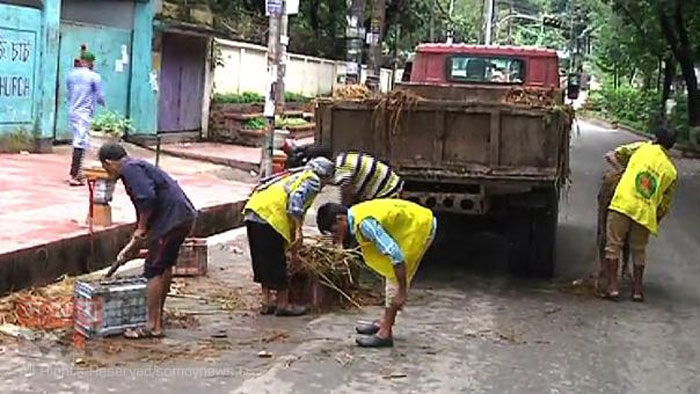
xmin=0 ymin=275 xmax=76 ymax=330
xmin=292 ymin=237 xmax=368 ymax=308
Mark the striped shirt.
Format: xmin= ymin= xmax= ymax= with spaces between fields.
xmin=334 ymin=152 xmax=402 ymax=202
xmin=66 ymin=67 xmax=105 ymax=116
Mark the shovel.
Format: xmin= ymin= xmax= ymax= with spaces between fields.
xmin=104 ymin=238 xmax=145 ymax=278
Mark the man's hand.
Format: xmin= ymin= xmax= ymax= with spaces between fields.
xmin=133 ymin=228 xmax=148 ymax=240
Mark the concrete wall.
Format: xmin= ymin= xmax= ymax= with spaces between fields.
xmin=0 ymin=3 xmax=43 ymax=137
xmin=61 ymin=0 xmax=135 ymax=29
xmin=213 ymin=39 xmax=344 ymax=97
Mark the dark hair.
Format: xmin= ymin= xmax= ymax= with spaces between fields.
xmin=316 ymin=203 xmax=348 ymax=234
xmin=654 ymin=123 xmax=677 ymax=150
xmin=98 ymin=142 xmax=127 ymax=162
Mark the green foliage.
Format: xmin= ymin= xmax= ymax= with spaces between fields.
xmin=275 ymin=116 xmax=309 ymax=128
xmin=0 ymin=127 xmax=35 ymax=153
xmin=214 ymin=92 xmax=264 ymax=104
xmin=284 ymin=92 xmax=311 ymax=103
xmin=587 ymin=83 xmax=661 ymax=131
xmin=245 ymin=117 xmax=267 ymax=130
xmin=668 ymin=93 xmax=690 ymax=142
xmin=91 ymin=111 xmax=132 ymax=138
xmin=214 ymin=91 xmax=311 ymax=104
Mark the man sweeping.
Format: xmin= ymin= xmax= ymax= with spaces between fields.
xmin=316 ymin=199 xmax=436 ymax=347
xmin=99 ymin=142 xmax=196 ymax=338
xmin=244 ymin=157 xmax=335 ymax=317
xmin=603 ymin=125 xmax=678 ymax=301
xmin=67 ymin=50 xmax=105 ymax=186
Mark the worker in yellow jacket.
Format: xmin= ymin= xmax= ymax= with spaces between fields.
xmin=603 ymin=125 xmax=678 ymax=301
xmin=316 ymin=199 xmax=437 ymax=347
xmin=244 ymin=157 xmax=335 ymax=316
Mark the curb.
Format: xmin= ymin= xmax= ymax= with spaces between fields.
xmin=130 ymin=140 xmax=261 ymax=173
xmin=578 ymin=114 xmax=700 ymax=159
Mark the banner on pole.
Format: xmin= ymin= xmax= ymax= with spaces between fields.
xmin=266 ymin=0 xmax=283 ymax=15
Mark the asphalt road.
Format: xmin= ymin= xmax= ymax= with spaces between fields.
xmin=2 ymin=120 xmax=700 ymax=394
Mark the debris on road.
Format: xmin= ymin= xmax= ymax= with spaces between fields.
xmin=257 ymin=350 xmax=272 ymax=358
xmin=383 ymin=372 xmax=407 ymax=380
xmin=334 ymin=351 xmax=353 ymax=367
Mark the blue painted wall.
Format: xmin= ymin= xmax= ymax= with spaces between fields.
xmin=54 ymin=22 xmax=133 ymax=139
xmin=129 ymin=0 xmax=158 ymax=134
xmin=0 ymin=3 xmax=42 ymax=136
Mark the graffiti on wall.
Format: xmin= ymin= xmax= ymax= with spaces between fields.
xmin=0 ymin=28 xmax=37 ymax=124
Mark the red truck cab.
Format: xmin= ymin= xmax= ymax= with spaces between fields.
xmin=407 ymin=44 xmax=561 ymax=89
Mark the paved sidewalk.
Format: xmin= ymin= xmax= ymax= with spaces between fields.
xmin=0 ymin=144 xmax=254 ymax=258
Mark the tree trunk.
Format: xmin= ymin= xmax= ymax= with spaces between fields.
xmin=659 ymin=0 xmax=700 ymax=128
xmin=661 ymin=55 xmax=676 ymax=118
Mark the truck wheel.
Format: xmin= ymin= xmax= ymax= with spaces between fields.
xmin=529 ymin=191 xmax=559 ymax=278
xmin=505 ymin=211 xmax=532 ymax=275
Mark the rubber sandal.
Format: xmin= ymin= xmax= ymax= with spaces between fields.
xmin=124 ymin=327 xmax=164 ymax=339
xmin=355 ymin=320 xmax=380 ymax=335
xmin=632 ymin=293 xmax=644 ymax=303
xmin=356 ymin=334 xmax=394 ymax=348
xmin=69 ymin=179 xmax=85 ymax=187
xmin=275 ymin=305 xmax=309 ymax=317
xmin=260 ymin=305 xmax=277 ymax=315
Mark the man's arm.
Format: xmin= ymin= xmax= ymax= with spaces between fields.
xmin=657 ymin=179 xmax=677 ymax=223
xmin=287 ymin=175 xmax=321 ymax=247
xmin=93 ymin=75 xmax=106 ymax=106
xmin=66 ymin=76 xmax=73 ymax=106
xmin=358 ymin=218 xmax=407 ymax=307
xmin=607 ymin=141 xmax=645 ymax=170
xmin=121 ymin=164 xmax=157 ymax=237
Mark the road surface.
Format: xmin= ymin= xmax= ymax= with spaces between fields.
xmin=1 ymin=120 xmax=699 ymax=393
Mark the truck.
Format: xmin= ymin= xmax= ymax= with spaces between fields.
xmin=313 ymin=44 xmax=573 ymax=277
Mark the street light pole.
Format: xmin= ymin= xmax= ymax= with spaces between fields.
xmin=484 ymin=0 xmax=494 ymax=45
xmin=262 ymin=0 xmax=285 ymax=178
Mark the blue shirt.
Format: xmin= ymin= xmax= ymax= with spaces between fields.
xmin=244 ymin=172 xmax=321 ymax=223
xmin=348 ymin=210 xmax=437 ymax=265
xmin=120 ymin=158 xmax=196 ymax=238
xmin=66 ymin=67 xmax=105 ymax=116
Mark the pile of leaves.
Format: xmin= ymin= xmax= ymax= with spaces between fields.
xmin=0 ymin=275 xmax=77 ymax=330
xmin=333 ymin=84 xmax=371 ymax=100
xmin=503 ymin=87 xmax=559 ymax=108
xmin=373 ymin=90 xmax=423 ymax=136
xmin=292 ymin=237 xmax=368 ymax=308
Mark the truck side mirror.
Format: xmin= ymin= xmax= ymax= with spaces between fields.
xmin=567 ymin=74 xmax=581 ymax=100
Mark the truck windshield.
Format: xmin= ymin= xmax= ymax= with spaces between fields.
xmin=449 ymin=56 xmax=525 ymax=84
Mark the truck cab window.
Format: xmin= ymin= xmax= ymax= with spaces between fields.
xmin=450 ymin=56 xmax=525 ymax=84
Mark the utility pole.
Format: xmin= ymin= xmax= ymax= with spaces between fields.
xmin=262 ymin=0 xmax=285 ymax=177
xmin=367 ymin=0 xmax=385 ymax=91
xmin=346 ymin=0 xmax=365 ymax=84
xmin=484 ymin=0 xmax=494 ymax=45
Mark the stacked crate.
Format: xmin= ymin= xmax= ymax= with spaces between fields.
xmin=74 ymin=277 xmax=148 ymax=338
xmin=173 ymin=238 xmax=208 ymax=277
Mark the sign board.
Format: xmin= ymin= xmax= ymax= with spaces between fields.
xmin=266 ymin=0 xmax=283 ymax=16
xmin=286 ymin=0 xmax=299 ymax=15
xmin=0 ymin=26 xmax=37 ymax=124
xmin=346 ymin=62 xmax=359 ymax=76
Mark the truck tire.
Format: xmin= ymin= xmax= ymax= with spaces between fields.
xmin=529 ymin=193 xmax=558 ymax=278
xmin=505 ymin=211 xmax=532 ymax=275
xmin=505 ymin=189 xmax=559 ymax=277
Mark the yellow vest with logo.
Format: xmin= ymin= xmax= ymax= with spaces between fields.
xmin=609 ymin=142 xmax=677 ymax=235
xmin=244 ymin=170 xmax=319 ymax=243
xmin=351 ymin=199 xmax=434 ymax=282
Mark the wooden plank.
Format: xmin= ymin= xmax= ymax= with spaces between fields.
xmin=489 ymin=110 xmax=501 ymax=166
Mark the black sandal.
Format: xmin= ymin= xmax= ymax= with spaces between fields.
xmin=356 ymin=334 xmax=394 ymax=348
xmin=355 ymin=320 xmax=380 ymax=335
xmin=260 ymin=304 xmax=277 ymax=315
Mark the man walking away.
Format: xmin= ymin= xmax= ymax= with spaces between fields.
xmin=333 ymin=152 xmax=403 ymax=207
xmin=603 ymin=125 xmax=678 ymax=302
xmin=99 ymin=143 xmax=196 ymax=338
xmin=316 ymin=199 xmax=436 ymax=347
xmin=67 ymin=50 xmax=105 ymax=186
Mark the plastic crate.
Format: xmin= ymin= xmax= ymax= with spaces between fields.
xmin=173 ymin=238 xmax=208 ymax=277
xmin=74 ymin=277 xmax=148 ymax=338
